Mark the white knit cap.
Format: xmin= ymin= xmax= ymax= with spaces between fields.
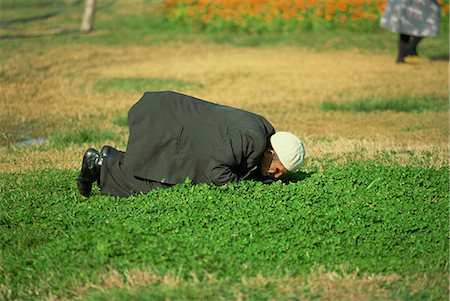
xmin=270 ymin=132 xmax=305 ymax=172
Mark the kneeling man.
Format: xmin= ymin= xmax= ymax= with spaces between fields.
xmin=77 ymin=91 xmax=305 ymax=197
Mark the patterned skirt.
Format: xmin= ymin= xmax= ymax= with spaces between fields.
xmin=380 ymin=0 xmax=441 ymax=37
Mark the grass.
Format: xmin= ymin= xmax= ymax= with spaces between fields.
xmin=321 ymin=94 xmax=449 ymax=113
xmin=403 ymin=124 xmax=426 ymax=132
xmin=76 ymin=269 xmax=420 ymax=300
xmin=0 ymin=0 xmax=448 ymax=55
xmin=0 ymin=0 xmax=65 ymax=20
xmin=92 ymin=77 xmax=204 ymax=93
xmin=0 ymin=162 xmax=448 ymax=300
xmin=50 ymin=128 xmax=115 ymax=150
xmin=0 ymin=0 xmax=449 ymax=299
xmin=113 ymin=113 xmax=128 ymax=128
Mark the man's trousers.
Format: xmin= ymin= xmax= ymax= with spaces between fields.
xmin=99 ymin=151 xmax=171 ymax=197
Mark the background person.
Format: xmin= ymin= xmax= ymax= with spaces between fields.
xmin=380 ymin=0 xmax=441 ymax=63
xmin=77 ymin=91 xmax=305 ymax=197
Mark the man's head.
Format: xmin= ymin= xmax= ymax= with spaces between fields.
xmin=260 ymin=132 xmax=305 ymax=179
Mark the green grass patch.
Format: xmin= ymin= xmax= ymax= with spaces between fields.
xmin=50 ymin=128 xmax=115 ymax=149
xmin=321 ymin=94 xmax=449 ymax=113
xmin=403 ymin=124 xmax=426 ymax=132
xmin=92 ymin=77 xmax=204 ymax=93
xmin=0 ymin=163 xmax=448 ymax=300
xmin=113 ymin=113 xmax=128 ymax=128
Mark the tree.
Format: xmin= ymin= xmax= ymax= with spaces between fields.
xmin=80 ymin=0 xmax=96 ymax=33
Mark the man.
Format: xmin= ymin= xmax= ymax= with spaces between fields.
xmin=77 ymin=91 xmax=305 ymax=197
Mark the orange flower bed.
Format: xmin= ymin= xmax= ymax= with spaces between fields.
xmin=160 ymin=0 xmax=449 ymax=33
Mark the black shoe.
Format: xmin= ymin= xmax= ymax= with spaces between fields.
xmin=100 ymin=145 xmax=120 ymax=159
xmin=77 ymin=148 xmax=102 ymax=197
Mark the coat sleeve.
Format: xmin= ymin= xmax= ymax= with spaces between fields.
xmin=206 ymin=129 xmax=268 ymax=186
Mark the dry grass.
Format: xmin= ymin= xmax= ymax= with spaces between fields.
xmin=0 ymin=42 xmax=448 ymax=172
xmin=67 ymin=267 xmax=415 ymax=301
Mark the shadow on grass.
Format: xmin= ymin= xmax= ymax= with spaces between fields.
xmin=0 ymin=12 xmax=60 ymax=27
xmin=0 ymin=28 xmax=80 ymax=40
xmin=429 ymin=53 xmax=449 ymax=61
xmin=282 ymin=171 xmax=314 ymax=183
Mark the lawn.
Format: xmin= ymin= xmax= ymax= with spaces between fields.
xmin=0 ymin=0 xmax=448 ymax=300
xmin=1 ymin=164 xmax=448 ymax=300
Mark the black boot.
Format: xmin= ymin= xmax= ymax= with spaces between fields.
xmin=100 ymin=145 xmax=120 ymax=159
xmin=77 ymin=148 xmax=103 ymax=197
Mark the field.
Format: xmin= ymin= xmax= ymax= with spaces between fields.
xmin=0 ymin=0 xmax=449 ymax=300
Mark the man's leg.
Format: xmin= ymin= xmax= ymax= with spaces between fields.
xmin=99 ymin=149 xmax=171 ymax=197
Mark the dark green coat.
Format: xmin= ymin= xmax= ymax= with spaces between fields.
xmin=123 ymin=91 xmax=275 ymax=185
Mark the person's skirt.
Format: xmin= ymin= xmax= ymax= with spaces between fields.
xmin=380 ymin=0 xmax=441 ymax=37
